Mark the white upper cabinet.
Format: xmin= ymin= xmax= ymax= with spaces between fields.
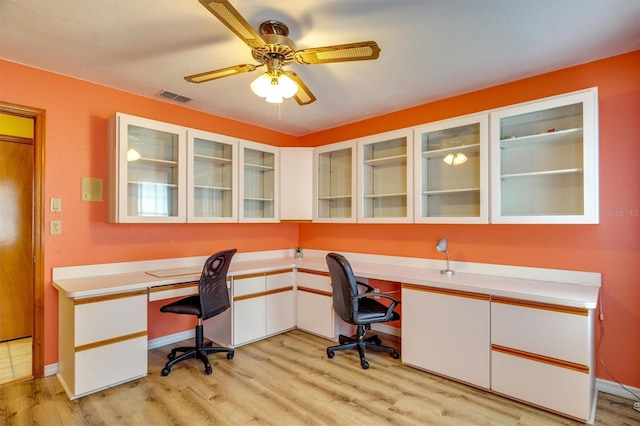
xmin=108 ymin=113 xmax=187 ymax=223
xmin=240 ymin=140 xmax=279 ymax=222
xmin=314 ymin=140 xmax=357 ymax=223
xmin=280 ymin=147 xmax=313 ymax=221
xmin=413 ymin=113 xmax=489 ymax=223
xmin=357 ymin=129 xmax=413 ymax=223
xmin=187 ymin=129 xmax=238 ymax=223
xmin=490 ymin=88 xmax=599 ymax=224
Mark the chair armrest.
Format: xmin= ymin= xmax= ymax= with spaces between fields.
xmin=356 ymin=281 xmax=375 ymax=293
xmin=354 ymin=292 xmax=401 ymax=318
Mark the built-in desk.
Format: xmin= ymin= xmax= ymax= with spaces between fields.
xmin=53 ymin=249 xmax=600 ymax=423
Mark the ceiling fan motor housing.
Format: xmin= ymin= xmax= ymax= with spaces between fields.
xmin=252 ymin=21 xmax=296 ymax=67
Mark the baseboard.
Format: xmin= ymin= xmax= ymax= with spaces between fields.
xmin=596 ymin=378 xmax=640 ymax=401
xmin=371 ymin=323 xmax=401 ymax=337
xmin=148 ymin=330 xmax=195 ymax=350
xmin=44 ymin=363 xmax=58 ymax=377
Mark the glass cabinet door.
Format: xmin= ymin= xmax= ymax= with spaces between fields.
xmin=414 ymin=114 xmax=488 ymax=223
xmin=108 ymin=113 xmax=186 ymax=223
xmin=187 ymin=130 xmax=238 ymax=222
xmin=490 ymin=88 xmax=598 ymax=224
xmin=239 ymin=140 xmax=279 ymax=222
xmin=314 ymin=140 xmax=356 ymax=222
xmin=357 ymin=129 xmax=413 ymax=223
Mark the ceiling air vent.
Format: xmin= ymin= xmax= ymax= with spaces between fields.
xmin=156 ymin=90 xmax=192 ymax=104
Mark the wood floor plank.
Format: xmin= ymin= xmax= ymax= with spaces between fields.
xmin=0 ymin=329 xmax=638 ymax=425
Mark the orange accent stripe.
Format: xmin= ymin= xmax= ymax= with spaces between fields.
xmin=148 ymin=281 xmax=198 ymax=294
xmin=492 ymin=296 xmax=588 ymax=316
xmin=296 ymin=269 xmax=330 ymax=277
xmin=234 ymin=286 xmax=294 ymax=301
xmin=402 ymin=283 xmax=490 ymax=301
xmin=296 ymin=286 xmax=332 ymax=297
xmin=74 ymin=290 xmax=147 ymax=305
xmin=76 ymin=331 xmax=147 ymax=352
xmin=492 ymin=344 xmax=589 ymax=374
xmin=266 ymin=269 xmax=294 ymax=276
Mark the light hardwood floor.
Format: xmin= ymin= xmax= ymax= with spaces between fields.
xmin=0 ymin=330 xmax=638 ymax=425
xmin=0 ymin=338 xmax=32 ymax=387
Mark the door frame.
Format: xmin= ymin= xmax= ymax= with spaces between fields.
xmin=0 ymin=101 xmax=45 ymax=377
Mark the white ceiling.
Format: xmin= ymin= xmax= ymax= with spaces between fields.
xmin=1 ymin=0 xmax=639 ymax=136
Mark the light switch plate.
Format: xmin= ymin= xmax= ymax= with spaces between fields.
xmin=81 ymin=177 xmax=103 ymax=202
xmin=50 ymin=197 xmax=62 ymax=212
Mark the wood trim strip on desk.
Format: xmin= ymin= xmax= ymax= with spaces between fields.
xmin=76 ymin=331 xmax=147 ymax=353
xmin=74 ymin=290 xmax=148 ymax=305
xmin=266 ymin=269 xmax=294 ymax=276
xmin=491 ymin=296 xmax=588 ymax=316
xmin=233 ymin=286 xmax=294 ymax=301
xmin=491 ymin=344 xmax=590 ymax=374
xmin=148 ymin=281 xmax=199 ymax=294
xmin=233 ymin=272 xmax=266 ymax=280
xmin=296 ymin=286 xmax=332 ymax=297
xmin=402 ymin=283 xmax=490 ymax=301
xmin=296 ymin=269 xmax=330 ymax=277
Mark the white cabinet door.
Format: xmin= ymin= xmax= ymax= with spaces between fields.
xmin=280 ymin=148 xmax=313 ymax=221
xmin=186 ymin=129 xmax=238 ymax=222
xmin=401 ymin=285 xmax=490 ymax=389
xmin=490 ymin=87 xmax=599 ymax=224
xmin=266 ymin=270 xmax=295 ymax=335
xmin=314 ymin=140 xmax=357 ymax=223
xmin=233 ymin=274 xmax=266 ymax=345
xmin=413 ymin=113 xmax=489 ymax=223
xmin=239 ymin=140 xmax=279 ymax=222
xmin=108 ymin=113 xmax=187 ymax=223
xmin=295 ymin=270 xmax=334 ymax=339
xmin=357 ymin=129 xmax=413 ymax=223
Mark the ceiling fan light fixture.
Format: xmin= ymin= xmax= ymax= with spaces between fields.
xmin=250 ymin=72 xmax=298 ymax=104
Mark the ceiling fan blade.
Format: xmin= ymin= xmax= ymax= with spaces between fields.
xmin=284 ymin=71 xmax=317 ymax=105
xmin=294 ymin=41 xmax=381 ymax=65
xmin=198 ymin=0 xmax=266 ymax=49
xmin=185 ymin=64 xmax=258 ymax=83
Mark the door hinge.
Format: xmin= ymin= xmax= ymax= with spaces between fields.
xmin=33 ymin=256 xmax=37 ymax=263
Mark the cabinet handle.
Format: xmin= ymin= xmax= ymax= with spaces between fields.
xmin=492 ymin=296 xmax=588 ymax=316
xmin=492 ymin=344 xmax=589 ymax=374
xmin=402 ymin=283 xmax=490 ymax=301
xmin=74 ymin=290 xmax=147 ymax=305
xmin=76 ymin=331 xmax=147 ymax=353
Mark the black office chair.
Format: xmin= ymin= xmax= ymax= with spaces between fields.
xmin=325 ymin=252 xmax=401 ymax=369
xmin=160 ymin=248 xmax=237 ymax=376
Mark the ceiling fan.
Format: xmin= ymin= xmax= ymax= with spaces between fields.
xmin=185 ymin=0 xmax=381 ymax=105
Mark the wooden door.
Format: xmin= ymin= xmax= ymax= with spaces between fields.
xmin=0 ymin=119 xmax=34 ymax=341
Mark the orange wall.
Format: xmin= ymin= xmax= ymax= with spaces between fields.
xmin=0 ymin=60 xmax=300 ymax=364
xmin=1 ymin=51 xmax=638 ymax=387
xmin=300 ymin=51 xmax=640 ymax=387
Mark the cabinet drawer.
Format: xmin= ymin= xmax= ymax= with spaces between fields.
xmin=296 ymin=270 xmax=331 ymax=292
xmin=266 ymin=270 xmax=294 ymax=290
xmin=296 ymin=291 xmax=334 ymax=339
xmin=233 ymin=274 xmax=265 ymax=297
xmin=491 ymin=298 xmax=591 ymax=365
xmin=492 ymin=350 xmax=593 ymax=421
xmin=74 ymin=335 xmax=147 ymax=398
xmin=75 ymin=292 xmax=147 ymax=346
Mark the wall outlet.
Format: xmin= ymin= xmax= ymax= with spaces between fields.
xmin=373 ymin=288 xmax=380 ymax=299
xmin=633 ymin=402 xmax=640 ymax=412
xmin=50 ymin=220 xmax=62 ymax=235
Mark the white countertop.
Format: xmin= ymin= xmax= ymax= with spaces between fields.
xmin=53 ymin=252 xmax=599 ymax=309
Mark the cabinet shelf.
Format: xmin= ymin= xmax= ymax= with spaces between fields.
xmin=424 ymin=187 xmax=480 ymax=195
xmin=363 ymin=192 xmax=406 ymax=199
xmin=244 ymin=163 xmax=274 ymax=171
xmin=501 ymin=168 xmax=583 ymax=180
xmin=127 ymin=181 xmax=178 ymax=188
xmin=318 ymin=194 xmax=351 ymax=200
xmin=363 ymin=154 xmax=407 ymax=167
xmin=422 ymin=143 xmax=480 ymax=159
xmin=244 ymin=197 xmax=274 ymax=202
xmin=193 ymin=185 xmax=232 ymax=191
xmin=500 ymin=128 xmax=583 ymax=149
xmin=193 ymin=154 xmax=232 ymax=165
xmin=135 ymin=157 xmax=178 ymax=167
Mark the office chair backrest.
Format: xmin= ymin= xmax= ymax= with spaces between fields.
xmin=199 ymin=248 xmax=237 ymax=320
xmin=326 ymin=252 xmax=359 ymax=324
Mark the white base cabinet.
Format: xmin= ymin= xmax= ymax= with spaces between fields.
xmin=232 ymin=270 xmax=295 ymax=346
xmin=57 ymin=291 xmax=148 ymax=399
xmin=295 ymin=270 xmax=335 ymax=339
xmin=401 ymin=285 xmax=490 ymax=389
xmin=491 ymin=297 xmax=595 ymax=421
